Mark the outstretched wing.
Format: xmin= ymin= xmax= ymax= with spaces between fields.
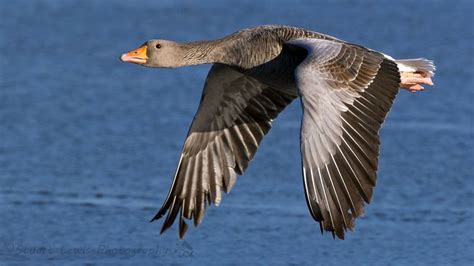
xmin=289 ymin=38 xmax=401 ymax=239
xmin=151 ymin=63 xmax=295 ymax=238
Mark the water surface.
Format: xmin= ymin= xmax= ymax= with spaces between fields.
xmin=1 ymin=0 xmax=473 ymax=265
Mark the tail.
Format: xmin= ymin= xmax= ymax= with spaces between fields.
xmin=395 ymin=58 xmax=436 ymax=77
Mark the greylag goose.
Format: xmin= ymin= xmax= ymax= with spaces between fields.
xmin=120 ymin=25 xmax=435 ymax=239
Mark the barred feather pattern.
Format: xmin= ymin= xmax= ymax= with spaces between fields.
xmin=291 ymin=38 xmax=400 ymax=238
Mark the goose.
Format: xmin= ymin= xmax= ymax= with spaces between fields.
xmin=120 ymin=25 xmax=435 ymax=239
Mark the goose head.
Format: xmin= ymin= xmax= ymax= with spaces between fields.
xmin=120 ymin=40 xmax=189 ymax=68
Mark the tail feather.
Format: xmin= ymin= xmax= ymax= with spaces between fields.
xmin=395 ymin=58 xmax=436 ymax=77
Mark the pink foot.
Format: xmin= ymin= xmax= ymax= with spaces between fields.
xmin=400 ymin=71 xmax=434 ymax=93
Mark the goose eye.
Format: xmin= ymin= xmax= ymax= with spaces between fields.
xmin=155 ymin=44 xmax=161 ymax=49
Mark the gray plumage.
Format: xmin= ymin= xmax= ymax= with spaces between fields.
xmin=120 ymin=25 xmax=432 ymax=239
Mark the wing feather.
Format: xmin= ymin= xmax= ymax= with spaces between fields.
xmin=151 ymin=63 xmax=295 ymax=238
xmin=290 ymin=38 xmax=401 ymax=238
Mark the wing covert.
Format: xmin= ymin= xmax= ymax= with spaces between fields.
xmin=152 ymin=63 xmax=295 ymax=238
xmin=290 ymin=38 xmax=401 ymax=238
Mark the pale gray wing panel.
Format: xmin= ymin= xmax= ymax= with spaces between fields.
xmin=290 ymin=38 xmax=400 ymax=238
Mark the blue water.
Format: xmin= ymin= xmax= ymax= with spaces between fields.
xmin=1 ymin=0 xmax=473 ymax=265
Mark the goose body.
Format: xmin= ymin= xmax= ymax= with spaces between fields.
xmin=120 ymin=25 xmax=435 ymax=239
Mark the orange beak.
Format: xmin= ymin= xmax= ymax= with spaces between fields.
xmin=120 ymin=45 xmax=148 ymax=64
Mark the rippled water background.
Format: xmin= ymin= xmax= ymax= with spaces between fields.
xmin=1 ymin=0 xmax=473 ymax=265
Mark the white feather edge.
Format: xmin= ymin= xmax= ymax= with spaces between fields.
xmin=382 ymin=53 xmax=436 ymax=77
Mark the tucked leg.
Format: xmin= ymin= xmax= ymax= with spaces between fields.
xmin=400 ymin=71 xmax=434 ymax=92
